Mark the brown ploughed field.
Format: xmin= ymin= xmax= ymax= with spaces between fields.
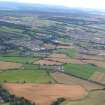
xmin=82 ymin=60 xmax=105 ymax=68
xmin=34 ymin=59 xmax=62 ymax=65
xmin=43 ymin=44 xmax=72 ymax=49
xmin=34 ymin=53 xmax=86 ymax=65
xmin=51 ymin=72 xmax=104 ymax=91
xmin=0 ymin=61 xmax=22 ymax=70
xmin=89 ymin=72 xmax=105 ymax=85
xmin=2 ymin=83 xmax=86 ymax=105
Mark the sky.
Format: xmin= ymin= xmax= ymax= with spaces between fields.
xmin=1 ymin=0 xmax=105 ymax=10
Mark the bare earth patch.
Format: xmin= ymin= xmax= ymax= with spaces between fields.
xmin=89 ymin=72 xmax=105 ymax=85
xmin=2 ymin=83 xmax=86 ymax=105
xmin=34 ymin=53 xmax=93 ymax=65
xmin=47 ymin=54 xmax=86 ymax=64
xmin=78 ymin=54 xmax=105 ymax=61
xmin=45 ymin=53 xmax=71 ymax=63
xmin=70 ymin=58 xmax=86 ymax=64
xmin=49 ymin=53 xmax=69 ymax=59
xmin=34 ymin=59 xmax=62 ymax=65
xmin=51 ymin=72 xmax=103 ymax=91
xmin=0 ymin=61 xmax=22 ymax=70
xmin=43 ymin=44 xmax=73 ymax=49
xmin=82 ymin=60 xmax=105 ymax=68
xmin=34 ymin=53 xmax=70 ymax=65
xmin=45 ymin=57 xmax=70 ymax=63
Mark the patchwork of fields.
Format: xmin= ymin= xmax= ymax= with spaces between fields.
xmin=51 ymin=72 xmax=103 ymax=91
xmin=0 ymin=53 xmax=105 ymax=105
xmin=0 ymin=56 xmax=54 ymax=83
xmin=64 ymin=63 xmax=105 ymax=80
xmin=1 ymin=9 xmax=105 ymax=105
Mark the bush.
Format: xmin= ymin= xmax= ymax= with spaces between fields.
xmin=51 ymin=97 xmax=65 ymax=105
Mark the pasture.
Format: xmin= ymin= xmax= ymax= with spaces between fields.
xmin=0 ymin=69 xmax=53 ymax=83
xmin=64 ymin=63 xmax=105 ymax=79
xmin=55 ymin=48 xmax=77 ymax=57
xmin=0 ymin=56 xmax=38 ymax=63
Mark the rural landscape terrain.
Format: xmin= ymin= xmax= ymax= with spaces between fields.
xmin=0 ymin=2 xmax=105 ymax=105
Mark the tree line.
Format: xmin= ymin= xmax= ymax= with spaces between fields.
xmin=0 ymin=85 xmax=36 ymax=105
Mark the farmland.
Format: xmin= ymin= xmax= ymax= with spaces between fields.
xmin=0 ymin=56 xmax=38 ymax=63
xmin=0 ymin=5 xmax=105 ymax=105
xmin=0 ymin=61 xmax=22 ymax=70
xmin=51 ymin=72 xmax=103 ymax=91
xmin=0 ymin=69 xmax=53 ymax=83
xmin=2 ymin=83 xmax=86 ymax=105
xmin=64 ymin=63 xmax=105 ymax=79
xmin=63 ymin=90 xmax=105 ymax=105
xmin=0 ymin=55 xmax=55 ymax=83
xmin=55 ymin=48 xmax=77 ymax=57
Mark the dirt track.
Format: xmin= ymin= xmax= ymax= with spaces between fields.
xmin=2 ymin=83 xmax=86 ymax=105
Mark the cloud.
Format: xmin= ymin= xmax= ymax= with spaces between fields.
xmin=1 ymin=0 xmax=105 ymax=10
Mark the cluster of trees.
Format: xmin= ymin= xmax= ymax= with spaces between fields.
xmin=0 ymin=86 xmax=36 ymax=105
xmin=51 ymin=97 xmax=65 ymax=105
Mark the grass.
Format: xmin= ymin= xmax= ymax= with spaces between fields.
xmin=0 ymin=59 xmax=53 ymax=83
xmin=64 ymin=63 xmax=105 ymax=79
xmin=23 ymin=64 xmax=40 ymax=70
xmin=0 ymin=56 xmax=38 ymax=64
xmin=55 ymin=48 xmax=77 ymax=57
xmin=0 ymin=103 xmax=9 ymax=105
xmin=0 ymin=69 xmax=53 ymax=83
xmin=59 ymin=37 xmax=72 ymax=43
xmin=62 ymin=90 xmax=105 ymax=105
xmin=0 ymin=26 xmax=23 ymax=33
xmin=0 ymin=54 xmax=54 ymax=83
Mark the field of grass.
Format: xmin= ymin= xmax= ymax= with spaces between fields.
xmin=0 ymin=102 xmax=9 ymax=105
xmin=0 ymin=56 xmax=38 ymax=64
xmin=0 ymin=26 xmax=24 ymax=33
xmin=55 ymin=48 xmax=77 ymax=57
xmin=0 ymin=55 xmax=54 ymax=83
xmin=62 ymin=90 xmax=105 ymax=105
xmin=23 ymin=64 xmax=40 ymax=70
xmin=0 ymin=69 xmax=53 ymax=83
xmin=64 ymin=63 xmax=105 ymax=79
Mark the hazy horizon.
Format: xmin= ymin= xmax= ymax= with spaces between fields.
xmin=0 ymin=0 xmax=105 ymax=10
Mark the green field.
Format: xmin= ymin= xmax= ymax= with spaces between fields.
xmin=0 ymin=69 xmax=53 ymax=83
xmin=0 ymin=26 xmax=24 ymax=33
xmin=64 ymin=63 xmax=105 ymax=79
xmin=0 ymin=102 xmax=9 ymax=105
xmin=0 ymin=56 xmax=38 ymax=64
xmin=62 ymin=90 xmax=105 ymax=105
xmin=0 ymin=56 xmax=54 ymax=83
xmin=55 ymin=48 xmax=77 ymax=57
